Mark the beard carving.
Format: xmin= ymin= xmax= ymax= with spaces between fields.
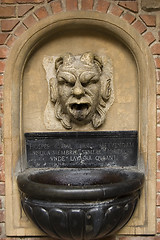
xmin=44 ymin=52 xmax=114 ymax=129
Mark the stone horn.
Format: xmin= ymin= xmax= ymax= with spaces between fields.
xmin=55 ymin=53 xmax=75 ymax=71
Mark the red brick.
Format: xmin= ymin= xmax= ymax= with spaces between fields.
xmin=6 ymin=35 xmax=16 ymax=47
xmin=0 ymin=47 xmax=9 ymax=59
xmin=140 ymin=14 xmax=156 ymax=27
xmin=50 ymin=1 xmax=62 ymax=14
xmin=66 ymin=0 xmax=78 ymax=11
xmin=0 ymin=34 xmax=9 ymax=45
xmin=122 ymin=12 xmax=135 ymax=24
xmin=0 ymin=183 xmax=5 ymax=196
xmin=0 ymin=76 xmax=3 ymax=87
xmin=23 ymin=15 xmax=37 ymax=28
xmin=155 ymin=58 xmax=160 ymax=69
xmin=157 ymin=70 xmax=160 ymax=79
xmin=14 ymin=24 xmax=27 ymax=37
xmin=157 ymin=84 xmax=160 ymax=95
xmin=0 ymin=6 xmax=15 ymax=18
xmin=157 ymin=155 xmax=160 ymax=170
xmin=157 ymin=111 xmax=160 ymax=123
xmin=0 ymin=61 xmax=5 ymax=73
xmin=132 ymin=20 xmax=147 ymax=34
xmin=151 ymin=43 xmax=160 ymax=55
xmin=143 ymin=32 xmax=156 ymax=46
xmin=157 ymin=181 xmax=160 ymax=192
xmin=157 ymin=139 xmax=160 ymax=152
xmin=18 ymin=5 xmax=34 ymax=17
xmin=0 ymin=171 xmax=5 ymax=182
xmin=157 ymin=172 xmax=160 ymax=180
xmin=0 ymin=171 xmax=4 ymax=182
xmin=17 ymin=0 xmax=44 ymax=3
xmin=110 ymin=4 xmax=123 ymax=17
xmin=157 ymin=221 xmax=160 ymax=233
xmin=157 ymin=193 xmax=160 ymax=205
xmin=96 ymin=0 xmax=110 ymax=13
xmin=34 ymin=7 xmax=48 ymax=20
xmin=81 ymin=0 xmax=93 ymax=10
xmin=157 ymin=71 xmax=160 ymax=82
xmin=118 ymin=1 xmax=138 ymax=13
xmin=157 ymin=97 xmax=160 ymax=108
xmin=0 ymin=157 xmax=4 ymax=172
xmin=0 ymin=210 xmax=5 ymax=223
xmin=6 ymin=34 xmax=17 ymax=47
xmin=157 ymin=207 xmax=160 ymax=217
xmin=157 ymin=126 xmax=160 ymax=137
xmin=1 ymin=20 xmax=19 ymax=32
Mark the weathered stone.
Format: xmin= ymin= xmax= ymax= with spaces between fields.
xmin=141 ymin=0 xmax=160 ymax=11
xmin=43 ymin=52 xmax=114 ymax=130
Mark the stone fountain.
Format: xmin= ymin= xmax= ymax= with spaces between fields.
xmin=17 ymin=52 xmax=144 ymax=239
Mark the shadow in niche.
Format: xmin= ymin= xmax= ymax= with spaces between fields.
xmin=17 ymin=131 xmax=144 ymax=239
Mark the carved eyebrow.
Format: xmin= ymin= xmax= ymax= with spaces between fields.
xmin=80 ymin=72 xmax=100 ymax=83
xmin=57 ymin=72 xmax=76 ymax=83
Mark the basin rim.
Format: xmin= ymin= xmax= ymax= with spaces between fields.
xmin=17 ymin=168 xmax=144 ymax=201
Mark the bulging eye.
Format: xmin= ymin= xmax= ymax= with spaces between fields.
xmin=66 ymin=81 xmax=74 ymax=87
xmin=81 ymin=76 xmax=99 ymax=87
xmin=90 ymin=76 xmax=99 ymax=83
xmin=58 ymin=77 xmax=66 ymax=84
xmin=81 ymin=81 xmax=89 ymax=87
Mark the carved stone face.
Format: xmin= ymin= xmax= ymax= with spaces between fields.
xmin=56 ymin=54 xmax=101 ymax=124
xmin=49 ymin=52 xmax=113 ymax=129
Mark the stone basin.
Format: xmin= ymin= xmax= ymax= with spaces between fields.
xmin=17 ymin=168 xmax=144 ymax=239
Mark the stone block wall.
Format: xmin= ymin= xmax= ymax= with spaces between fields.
xmin=0 ymin=0 xmax=160 ymax=239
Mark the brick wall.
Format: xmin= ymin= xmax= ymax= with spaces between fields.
xmin=0 ymin=0 xmax=160 ymax=239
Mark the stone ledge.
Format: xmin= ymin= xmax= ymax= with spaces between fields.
xmin=142 ymin=0 xmax=160 ymax=11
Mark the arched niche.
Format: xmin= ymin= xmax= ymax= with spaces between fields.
xmin=4 ymin=11 xmax=156 ymax=235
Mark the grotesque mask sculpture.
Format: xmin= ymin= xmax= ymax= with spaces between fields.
xmin=44 ymin=52 xmax=114 ymax=129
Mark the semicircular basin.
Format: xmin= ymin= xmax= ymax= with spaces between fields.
xmin=17 ymin=168 xmax=144 ymax=239
xmin=17 ymin=168 xmax=144 ymax=201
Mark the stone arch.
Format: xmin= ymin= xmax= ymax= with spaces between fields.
xmin=4 ymin=11 xmax=156 ymax=235
xmin=6 ymin=3 xmax=155 ymax=52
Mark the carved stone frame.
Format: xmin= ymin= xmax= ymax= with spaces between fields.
xmin=4 ymin=12 xmax=156 ymax=235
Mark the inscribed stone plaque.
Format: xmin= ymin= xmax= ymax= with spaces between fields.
xmin=25 ymin=131 xmax=138 ymax=168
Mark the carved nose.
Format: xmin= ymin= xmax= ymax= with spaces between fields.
xmin=72 ymin=81 xmax=85 ymax=98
